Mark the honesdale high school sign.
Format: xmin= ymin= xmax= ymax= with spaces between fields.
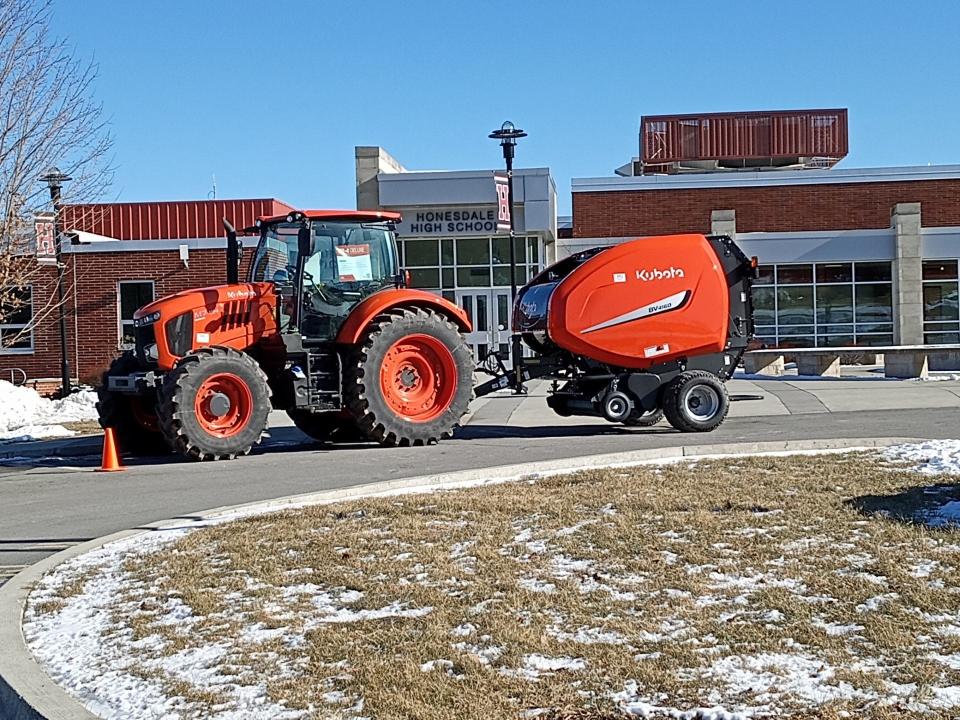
xmin=397 ymin=207 xmax=500 ymax=236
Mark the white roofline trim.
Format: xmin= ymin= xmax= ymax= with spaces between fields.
xmin=64 ymin=237 xmax=259 ymax=254
xmin=379 ymin=167 xmax=551 ymax=182
xmin=736 ymin=228 xmax=895 ymax=241
xmin=572 ymin=164 xmax=960 ymax=193
xmin=921 ymin=226 xmax=960 ymax=235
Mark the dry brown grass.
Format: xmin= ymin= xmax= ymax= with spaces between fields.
xmin=49 ymin=453 xmax=960 ymax=718
xmin=61 ymin=420 xmax=103 ymax=435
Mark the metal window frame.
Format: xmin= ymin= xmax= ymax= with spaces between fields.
xmin=762 ymin=261 xmax=894 ymax=347
xmin=399 ymin=235 xmax=543 ymax=292
xmin=0 ymin=284 xmax=34 ymax=355
xmin=117 ymin=280 xmax=155 ymax=350
xmin=921 ymin=262 xmax=960 ymax=341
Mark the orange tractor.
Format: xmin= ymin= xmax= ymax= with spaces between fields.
xmin=97 ymin=211 xmax=475 ymax=460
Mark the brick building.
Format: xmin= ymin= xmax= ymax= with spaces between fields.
xmin=565 ymin=163 xmax=960 ymax=350
xmin=1 ymin=199 xmax=291 ymax=388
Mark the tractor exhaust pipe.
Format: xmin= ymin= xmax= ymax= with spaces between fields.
xmin=223 ymin=217 xmax=239 ymax=284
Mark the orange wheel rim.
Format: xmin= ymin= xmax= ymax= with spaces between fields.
xmin=193 ymin=372 xmax=253 ymax=438
xmin=379 ymin=334 xmax=457 ymax=423
xmin=131 ymin=397 xmax=159 ymax=432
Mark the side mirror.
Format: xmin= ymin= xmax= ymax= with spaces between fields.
xmin=297 ymin=225 xmax=311 ymax=257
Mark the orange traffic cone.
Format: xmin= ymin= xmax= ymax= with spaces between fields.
xmin=96 ymin=427 xmax=126 ymax=472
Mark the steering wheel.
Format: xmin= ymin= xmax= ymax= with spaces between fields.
xmin=302 ymin=269 xmax=343 ymax=306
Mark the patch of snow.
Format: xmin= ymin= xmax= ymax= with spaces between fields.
xmin=420 ymin=659 xmax=456 ymax=674
xmin=550 ymin=554 xmax=594 ymax=577
xmin=813 ymin=620 xmax=864 ymax=636
xmin=910 ymin=560 xmax=940 ymax=577
xmin=0 ymin=423 xmax=77 ymax=442
xmin=709 ymin=653 xmax=875 ymax=706
xmin=518 ymin=577 xmax=556 ymax=594
xmin=555 ymin=519 xmax=598 ymax=537
xmin=450 ymin=623 xmax=476 ymax=637
xmin=882 ymin=440 xmax=960 ymax=475
xmin=614 ymin=681 xmax=746 ymax=719
xmin=547 ymin=625 xmax=626 ymax=646
xmin=522 ymin=654 xmax=586 ymax=673
xmin=453 ymin=640 xmax=503 ymax=665
xmin=0 ymin=381 xmax=98 ymax=442
xmin=856 ymin=593 xmax=899 ymax=612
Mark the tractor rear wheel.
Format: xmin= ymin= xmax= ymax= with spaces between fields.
xmin=96 ymin=352 xmax=169 ymax=456
xmin=662 ymin=371 xmax=729 ymax=433
xmin=287 ymin=409 xmax=367 ymax=444
xmin=345 ymin=307 xmax=473 ymax=446
xmin=158 ymin=347 xmax=271 ymax=460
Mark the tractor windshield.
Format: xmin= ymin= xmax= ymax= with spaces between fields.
xmin=251 ymin=220 xmax=399 ymax=339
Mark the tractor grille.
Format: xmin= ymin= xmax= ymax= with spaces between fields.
xmin=135 ymin=323 xmax=157 ymax=366
xmin=164 ymin=312 xmax=194 ymax=357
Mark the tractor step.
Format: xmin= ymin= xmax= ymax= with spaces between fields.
xmin=304 ymin=349 xmax=341 ymax=409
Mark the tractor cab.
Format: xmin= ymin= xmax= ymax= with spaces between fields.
xmin=249 ymin=210 xmax=402 ymax=341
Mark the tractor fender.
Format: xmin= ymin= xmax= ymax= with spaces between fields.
xmin=335 ymin=289 xmax=472 ymax=345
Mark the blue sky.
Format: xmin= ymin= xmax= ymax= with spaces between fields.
xmin=51 ymin=0 xmax=960 ymax=213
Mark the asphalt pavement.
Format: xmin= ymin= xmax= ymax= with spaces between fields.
xmin=1 ymin=371 xmax=958 ymax=581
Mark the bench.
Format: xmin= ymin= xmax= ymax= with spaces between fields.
xmin=743 ymin=345 xmax=960 ymax=379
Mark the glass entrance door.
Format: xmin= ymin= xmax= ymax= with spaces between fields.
xmin=456 ymin=289 xmax=513 ymax=366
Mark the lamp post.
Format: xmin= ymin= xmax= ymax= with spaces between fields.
xmin=40 ymin=167 xmax=72 ymax=397
xmin=489 ymin=121 xmax=527 ymax=391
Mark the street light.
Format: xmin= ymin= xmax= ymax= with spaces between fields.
xmin=489 ymin=121 xmax=527 ymax=391
xmin=40 ymin=167 xmax=72 ymax=397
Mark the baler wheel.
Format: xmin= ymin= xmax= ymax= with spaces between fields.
xmin=623 ymin=407 xmax=664 ymax=427
xmin=96 ymin=352 xmax=169 ymax=456
xmin=662 ymin=371 xmax=729 ymax=433
xmin=158 ymin=347 xmax=271 ymax=461
xmin=345 ymin=307 xmax=473 ymax=446
xmin=287 ymin=409 xmax=368 ymax=444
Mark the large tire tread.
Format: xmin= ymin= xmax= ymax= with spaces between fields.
xmin=662 ymin=370 xmax=729 ymax=433
xmin=96 ymin=352 xmax=169 ymax=456
xmin=345 ymin=307 xmax=473 ymax=447
xmin=158 ymin=347 xmax=271 ymax=461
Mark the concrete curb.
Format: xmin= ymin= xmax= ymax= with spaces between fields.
xmin=0 ymin=436 xmax=921 ymax=720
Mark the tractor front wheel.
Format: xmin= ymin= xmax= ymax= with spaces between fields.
xmin=158 ymin=347 xmax=271 ymax=460
xmin=345 ymin=308 xmax=473 ymax=446
xmin=96 ymin=353 xmax=169 ymax=456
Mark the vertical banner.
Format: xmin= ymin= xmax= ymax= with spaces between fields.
xmin=34 ymin=216 xmax=57 ymax=265
xmin=494 ymin=173 xmax=511 ymax=232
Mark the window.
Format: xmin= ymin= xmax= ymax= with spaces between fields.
xmin=0 ymin=286 xmax=33 ymax=353
xmin=119 ymin=281 xmax=155 ymax=349
xmin=753 ymin=261 xmax=893 ymax=348
xmin=923 ymin=260 xmax=959 ymax=344
xmin=399 ymin=235 xmax=543 ymax=292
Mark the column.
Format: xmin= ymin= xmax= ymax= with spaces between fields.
xmin=355 ymin=146 xmax=405 ymax=210
xmin=892 ymin=202 xmax=923 ymax=345
xmin=711 ymin=209 xmax=736 ymax=237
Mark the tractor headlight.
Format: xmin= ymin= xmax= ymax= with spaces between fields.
xmin=144 ymin=343 xmax=159 ymax=362
xmin=134 ymin=311 xmax=161 ymax=327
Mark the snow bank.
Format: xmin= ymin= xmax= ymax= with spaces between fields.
xmin=0 ymin=380 xmax=98 ymax=442
xmin=882 ymin=440 xmax=960 ymax=475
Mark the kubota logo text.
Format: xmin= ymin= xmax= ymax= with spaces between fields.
xmin=636 ymin=267 xmax=684 ymax=281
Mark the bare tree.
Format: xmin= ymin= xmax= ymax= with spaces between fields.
xmin=0 ymin=0 xmax=112 ymax=349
